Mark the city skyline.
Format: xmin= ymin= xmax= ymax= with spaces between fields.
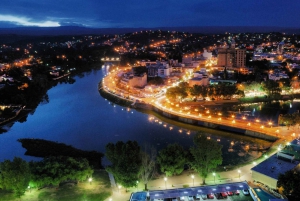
xmin=0 ymin=0 xmax=300 ymax=28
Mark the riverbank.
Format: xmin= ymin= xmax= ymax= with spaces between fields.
xmin=99 ymin=84 xmax=282 ymax=142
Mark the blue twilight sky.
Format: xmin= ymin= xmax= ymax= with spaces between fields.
xmin=0 ymin=0 xmax=299 ymax=28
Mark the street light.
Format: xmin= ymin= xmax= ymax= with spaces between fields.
xmin=191 ymin=174 xmax=195 ymax=186
xmin=88 ymin=177 xmax=92 ymax=185
xmin=118 ymin=185 xmax=122 ymax=192
xmin=238 ymin=170 xmax=241 ymax=180
xmin=213 ymin=172 xmax=216 ymax=184
xmin=164 ymin=177 xmax=167 ymax=189
xmin=28 ymin=185 xmax=31 ymax=193
xmin=136 ymin=181 xmax=139 ymax=191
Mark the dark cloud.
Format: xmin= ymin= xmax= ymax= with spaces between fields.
xmin=0 ymin=0 xmax=299 ymax=28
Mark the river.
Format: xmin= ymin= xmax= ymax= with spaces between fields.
xmin=0 ymin=66 xmax=273 ymax=167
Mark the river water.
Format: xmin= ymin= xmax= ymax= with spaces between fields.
xmin=0 ymin=66 xmax=274 ymax=167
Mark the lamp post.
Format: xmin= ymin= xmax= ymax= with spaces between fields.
xmin=164 ymin=177 xmax=167 ymax=189
xmin=212 ymin=172 xmax=216 ymax=184
xmin=238 ymin=170 xmax=241 ymax=180
xmin=191 ymin=174 xmax=195 ymax=186
xmin=88 ymin=177 xmax=92 ymax=185
xmin=118 ymin=185 xmax=121 ymax=192
xmin=28 ymin=185 xmax=31 ymax=193
xmin=136 ymin=181 xmax=139 ymax=191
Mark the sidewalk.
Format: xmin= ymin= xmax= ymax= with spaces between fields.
xmin=104 ymin=141 xmax=286 ymax=201
xmin=104 ymin=163 xmax=259 ymax=201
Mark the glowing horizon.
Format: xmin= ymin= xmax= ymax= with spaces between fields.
xmin=0 ymin=15 xmax=60 ymax=27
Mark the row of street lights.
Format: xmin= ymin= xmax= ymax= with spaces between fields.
xmin=163 ymin=170 xmax=243 ymax=189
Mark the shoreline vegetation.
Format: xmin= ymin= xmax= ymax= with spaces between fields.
xmin=18 ymin=138 xmax=104 ymax=168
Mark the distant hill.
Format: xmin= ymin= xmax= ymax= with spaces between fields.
xmin=0 ymin=26 xmax=300 ymax=36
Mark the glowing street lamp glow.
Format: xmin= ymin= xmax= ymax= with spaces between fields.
xmin=164 ymin=177 xmax=167 ymax=189
xmin=213 ymin=172 xmax=216 ymax=183
xmin=191 ymin=174 xmax=195 ymax=186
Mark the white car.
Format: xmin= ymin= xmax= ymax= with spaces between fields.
xmin=242 ymin=189 xmax=250 ymax=195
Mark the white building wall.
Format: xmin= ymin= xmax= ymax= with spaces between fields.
xmin=252 ymin=170 xmax=278 ymax=189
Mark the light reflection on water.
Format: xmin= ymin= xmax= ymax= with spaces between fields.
xmin=0 ymin=67 xmax=274 ymax=167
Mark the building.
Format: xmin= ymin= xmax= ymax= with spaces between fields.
xmin=188 ymin=77 xmax=209 ymax=87
xmin=251 ymin=153 xmax=300 ymax=189
xmin=277 ymin=42 xmax=284 ymax=55
xmin=217 ymin=48 xmax=246 ymax=68
xmin=217 ymin=39 xmax=246 ymax=68
xmin=203 ymin=49 xmax=212 ymax=60
xmin=145 ymin=61 xmax=171 ymax=78
xmin=130 ymin=73 xmax=147 ymax=88
xmin=120 ymin=72 xmax=147 ymax=88
xmin=268 ymin=72 xmax=289 ymax=81
xmin=217 ymin=48 xmax=235 ymax=67
xmin=235 ymin=49 xmax=246 ymax=68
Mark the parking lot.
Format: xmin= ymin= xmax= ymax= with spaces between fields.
xmin=130 ymin=182 xmax=254 ymax=201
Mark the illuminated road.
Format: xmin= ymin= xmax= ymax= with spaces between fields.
xmin=101 ymin=69 xmax=297 ymax=142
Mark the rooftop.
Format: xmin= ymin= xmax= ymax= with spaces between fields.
xmin=251 ymin=153 xmax=299 ymax=179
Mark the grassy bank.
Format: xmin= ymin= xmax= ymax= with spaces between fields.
xmin=0 ymin=170 xmax=111 ymax=201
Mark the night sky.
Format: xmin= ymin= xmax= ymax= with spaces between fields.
xmin=0 ymin=0 xmax=299 ymax=28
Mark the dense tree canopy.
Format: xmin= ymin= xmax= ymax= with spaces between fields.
xmin=278 ymin=170 xmax=300 ymax=201
xmin=105 ymin=141 xmax=141 ymax=189
xmin=166 ymin=82 xmax=189 ymax=101
xmin=190 ymin=133 xmax=222 ymax=184
xmin=29 ymin=156 xmax=93 ymax=188
xmin=0 ymin=157 xmax=30 ymax=197
xmin=157 ymin=143 xmax=187 ymax=177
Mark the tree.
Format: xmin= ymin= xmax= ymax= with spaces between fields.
xmin=139 ymin=145 xmax=156 ymax=191
xmin=157 ymin=143 xmax=186 ymax=177
xmin=0 ymin=157 xmax=30 ymax=197
xmin=29 ymin=156 xmax=93 ymax=188
xmin=105 ymin=141 xmax=141 ymax=189
xmin=262 ymin=80 xmax=281 ymax=97
xmin=166 ymin=85 xmax=188 ymax=102
xmin=190 ymin=133 xmax=222 ymax=184
xmin=278 ymin=170 xmax=300 ymax=201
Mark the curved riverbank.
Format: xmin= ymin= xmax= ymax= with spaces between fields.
xmin=99 ymin=83 xmax=278 ymax=142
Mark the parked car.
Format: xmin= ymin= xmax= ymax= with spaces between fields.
xmin=207 ymin=193 xmax=214 ymax=199
xmin=221 ymin=192 xmax=228 ymax=198
xmin=234 ymin=190 xmax=240 ymax=195
xmin=214 ymin=193 xmax=222 ymax=199
xmin=242 ymin=189 xmax=250 ymax=195
xmin=200 ymin=194 xmax=207 ymax=200
xmin=188 ymin=196 xmax=194 ymax=201
xmin=227 ymin=191 xmax=233 ymax=196
xmin=194 ymin=194 xmax=201 ymax=200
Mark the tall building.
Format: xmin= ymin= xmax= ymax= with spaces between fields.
xmin=217 ymin=48 xmax=235 ymax=67
xmin=234 ymin=49 xmax=246 ymax=68
xmin=277 ymin=41 xmax=284 ymax=54
xmin=217 ymin=39 xmax=246 ymax=68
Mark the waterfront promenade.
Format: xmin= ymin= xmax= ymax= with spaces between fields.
xmin=101 ymin=71 xmax=298 ymax=143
